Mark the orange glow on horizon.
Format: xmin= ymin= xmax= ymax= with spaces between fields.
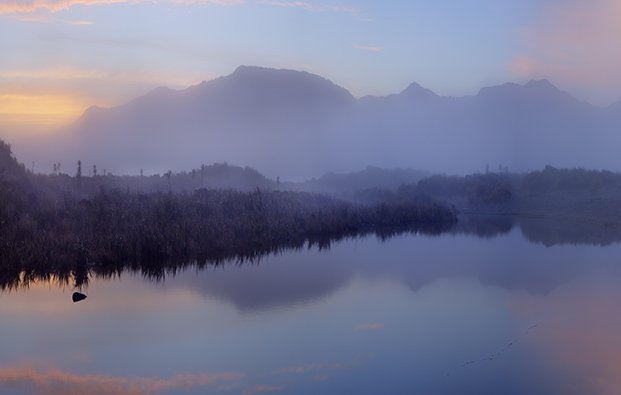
xmin=0 ymin=93 xmax=87 ymax=127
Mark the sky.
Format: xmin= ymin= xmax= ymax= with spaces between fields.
xmin=1 ymin=0 xmax=621 ymax=128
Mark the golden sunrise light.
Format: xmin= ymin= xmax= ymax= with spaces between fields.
xmin=0 ymin=93 xmax=87 ymax=127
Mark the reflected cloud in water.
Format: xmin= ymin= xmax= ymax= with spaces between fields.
xmin=0 ymin=364 xmax=244 ymax=395
xmin=512 ymin=274 xmax=621 ymax=395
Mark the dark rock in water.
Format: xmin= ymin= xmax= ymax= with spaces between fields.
xmin=72 ymin=292 xmax=87 ymax=303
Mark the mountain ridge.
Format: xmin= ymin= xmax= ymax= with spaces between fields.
xmin=23 ymin=65 xmax=621 ymax=179
xmin=77 ymin=67 xmax=615 ymax=119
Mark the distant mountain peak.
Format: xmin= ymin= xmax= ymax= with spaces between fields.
xmin=525 ymin=78 xmax=553 ymax=87
xmin=218 ymin=65 xmax=355 ymax=106
xmin=229 ymin=65 xmax=338 ymax=86
xmin=232 ymin=65 xmax=280 ymax=75
xmin=476 ymin=78 xmax=574 ymax=104
xmin=477 ymin=82 xmax=519 ymax=97
xmin=523 ymin=78 xmax=560 ymax=93
xmin=148 ymin=86 xmax=176 ymax=95
xmin=228 ymin=65 xmax=312 ymax=83
xmin=233 ymin=64 xmax=255 ymax=73
xmin=400 ymin=82 xmax=438 ymax=101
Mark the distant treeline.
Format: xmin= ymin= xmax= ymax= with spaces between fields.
xmin=352 ymin=165 xmax=621 ymax=203
xmin=520 ymin=166 xmax=621 ymax=194
xmin=390 ymin=166 xmax=621 ymax=222
xmin=31 ymin=161 xmax=275 ymax=198
xmin=0 ymin=140 xmax=456 ymax=290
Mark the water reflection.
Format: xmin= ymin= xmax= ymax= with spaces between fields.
xmin=518 ymin=216 xmax=621 ymax=247
xmin=0 ymin=366 xmax=244 ymax=395
xmin=4 ymin=214 xmax=621 ymax=293
xmin=2 ymin=216 xmax=621 ymax=394
xmin=451 ymin=214 xmax=514 ymax=238
xmin=164 ymin=225 xmax=621 ymax=312
xmin=0 ymin=223 xmax=452 ymax=292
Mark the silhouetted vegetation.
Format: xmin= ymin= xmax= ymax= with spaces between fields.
xmin=398 ymin=166 xmax=621 ymax=225
xmin=412 ymin=173 xmax=514 ymax=204
xmin=0 ymin=139 xmax=456 ymax=290
xmin=29 ymin=161 xmax=276 ymax=199
xmin=521 ymin=165 xmax=621 ymax=194
xmin=292 ymin=166 xmax=430 ymax=196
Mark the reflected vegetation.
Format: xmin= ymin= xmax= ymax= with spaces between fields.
xmin=450 ymin=214 xmax=514 ymax=238
xmin=452 ymin=213 xmax=621 ymax=247
xmin=518 ymin=216 xmax=621 ymax=247
xmin=1 ymin=222 xmax=452 ymax=293
xmin=456 ymin=214 xmax=621 ymax=247
xmin=4 ymin=213 xmax=621 ymax=294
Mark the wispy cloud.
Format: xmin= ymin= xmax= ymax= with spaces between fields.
xmin=9 ymin=13 xmax=94 ymax=24
xmin=1 ymin=0 xmax=360 ymax=23
xmin=69 ymin=19 xmax=94 ymax=24
xmin=0 ymin=0 xmax=128 ymax=14
xmin=353 ymin=45 xmax=383 ymax=53
xmin=0 ymin=0 xmax=243 ymax=15
xmin=256 ymin=0 xmax=361 ymax=16
xmin=257 ymin=0 xmax=308 ymax=10
xmin=173 ymin=0 xmax=244 ymax=4
xmin=0 ymin=364 xmax=244 ymax=395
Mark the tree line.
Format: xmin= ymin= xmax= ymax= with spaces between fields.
xmin=0 ymin=139 xmax=457 ymax=290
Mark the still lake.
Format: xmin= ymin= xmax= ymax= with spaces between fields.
xmin=1 ymin=216 xmax=620 ymax=395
